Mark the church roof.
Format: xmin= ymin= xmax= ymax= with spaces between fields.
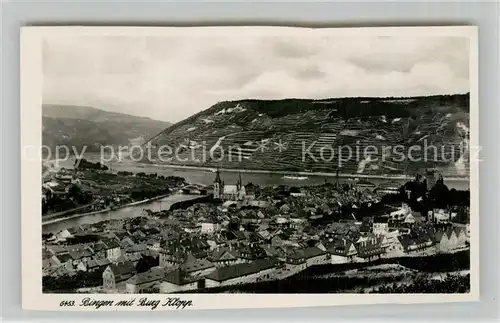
xmin=223 ymin=185 xmax=245 ymax=195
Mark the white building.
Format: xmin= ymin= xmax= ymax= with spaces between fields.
xmin=200 ymin=221 xmax=222 ymax=233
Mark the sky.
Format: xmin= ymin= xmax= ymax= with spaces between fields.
xmin=43 ymin=30 xmax=470 ymax=123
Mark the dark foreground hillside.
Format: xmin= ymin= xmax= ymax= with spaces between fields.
xmin=184 ymin=250 xmax=470 ymax=294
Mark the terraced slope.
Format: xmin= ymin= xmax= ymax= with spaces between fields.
xmin=143 ymin=95 xmax=470 ymax=177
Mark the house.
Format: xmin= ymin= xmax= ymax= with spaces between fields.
xmin=182 ymin=256 xmax=216 ymax=277
xmin=446 ymin=228 xmax=459 ymax=249
xmin=159 ymin=246 xmax=186 ymax=267
xmin=208 ymin=247 xmax=241 ymax=268
xmin=53 ymin=262 xmax=76 ymax=277
xmin=398 ymin=233 xmax=433 ymax=254
xmin=145 ymin=239 xmax=161 ymax=251
xmin=384 ymin=233 xmax=405 ymax=257
xmin=183 ymin=223 xmax=202 ymax=234
xmin=454 ymin=226 xmax=467 ymax=247
xmin=180 ymin=237 xmax=210 ymax=259
xmin=373 ymin=218 xmax=390 ymax=235
xmin=51 ymin=253 xmax=72 ymax=268
xmin=204 ymin=258 xmax=278 ymax=288
xmin=206 ymin=236 xmax=227 ymax=251
xmin=102 ymin=238 xmax=121 ymax=262
xmin=200 ymin=220 xmax=222 ymax=233
xmin=275 ymin=216 xmax=289 ymax=224
xmin=389 ymin=204 xmax=411 ymax=220
xmin=86 ymin=257 xmax=111 ymax=273
xmin=279 ymin=204 xmax=291 ymax=214
xmin=359 ymin=217 xmax=374 ymax=233
xmin=326 ymin=239 xmax=357 ymax=264
xmin=248 ymin=200 xmax=269 ymax=208
xmin=435 ymin=231 xmax=450 ymax=252
xmin=355 ymin=237 xmax=385 ymax=262
xmin=120 ymin=235 xmax=136 ymax=248
xmin=283 ymin=247 xmax=327 ymax=270
xmin=290 ymin=188 xmax=306 ymax=197
xmin=431 ymin=209 xmax=451 ymax=223
xmin=302 ymin=246 xmax=329 ymax=266
xmin=315 ymin=241 xmax=327 ymax=252
xmin=55 ymin=226 xmax=85 ymax=240
xmin=411 ymin=211 xmax=426 ymax=223
xmin=256 ymin=230 xmax=271 ymax=241
xmin=125 ymin=243 xmax=149 ymax=258
xmin=403 ymin=213 xmax=416 ymax=224
xmin=124 ymin=253 xmax=142 ymax=265
xmin=102 ymin=261 xmax=136 ymax=290
xmin=220 ymin=200 xmax=239 ymax=212
xmin=160 ymin=268 xmax=199 ymax=293
xmin=57 ymin=229 xmax=73 ymax=240
xmin=68 ymin=247 xmax=93 ymax=270
xmin=125 ymin=267 xmax=166 ymax=293
xmin=130 ymin=229 xmax=147 ymax=240
xmin=42 ymin=258 xmax=60 ymax=276
xmin=270 ymin=235 xmax=284 ymax=247
xmin=46 ymin=244 xmax=69 ymax=256
xmin=260 ymin=244 xmax=286 ymax=259
xmin=90 ymin=241 xmax=108 ymax=258
xmin=237 ymin=243 xmax=266 ymax=262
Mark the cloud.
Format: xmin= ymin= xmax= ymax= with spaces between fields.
xmin=43 ymin=31 xmax=470 ymax=122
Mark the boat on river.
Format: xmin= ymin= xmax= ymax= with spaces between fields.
xmin=282 ymin=175 xmax=309 ymax=180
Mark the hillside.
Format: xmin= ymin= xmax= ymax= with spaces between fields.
xmin=143 ymin=94 xmax=470 ymax=178
xmin=43 ymin=104 xmax=171 ymax=153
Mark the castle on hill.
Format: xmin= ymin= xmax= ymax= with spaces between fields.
xmin=213 ymin=169 xmax=246 ymax=201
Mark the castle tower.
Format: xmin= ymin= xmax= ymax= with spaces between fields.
xmin=213 ymin=168 xmax=223 ymax=199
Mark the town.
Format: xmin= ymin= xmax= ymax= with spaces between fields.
xmin=42 ymin=168 xmax=470 ymax=294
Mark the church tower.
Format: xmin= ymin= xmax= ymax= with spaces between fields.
xmin=236 ymin=172 xmax=242 ymax=191
xmin=213 ymin=168 xmax=223 ymax=199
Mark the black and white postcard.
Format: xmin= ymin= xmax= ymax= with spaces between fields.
xmin=21 ymin=26 xmax=479 ymax=310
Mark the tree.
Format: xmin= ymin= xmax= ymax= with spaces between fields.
xmin=68 ymin=184 xmax=82 ymax=201
xmin=135 ymin=255 xmax=159 ymax=273
xmin=429 ymin=180 xmax=450 ymax=209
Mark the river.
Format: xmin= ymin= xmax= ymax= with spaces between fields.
xmin=42 ymin=193 xmax=201 ymax=234
xmin=45 ymin=153 xmax=471 ymax=190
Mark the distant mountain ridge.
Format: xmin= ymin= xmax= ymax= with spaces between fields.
xmin=43 ymin=104 xmax=171 ymax=153
xmin=143 ymin=94 xmax=470 ymax=178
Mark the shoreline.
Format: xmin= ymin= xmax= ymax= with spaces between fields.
xmin=44 ymin=156 xmax=470 ymax=182
xmin=42 ymin=193 xmax=172 ymax=226
xmin=139 ymin=162 xmax=470 ymax=182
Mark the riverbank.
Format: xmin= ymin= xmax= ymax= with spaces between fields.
xmin=42 ymin=192 xmax=204 ymax=234
xmin=141 ymin=162 xmax=470 ymax=182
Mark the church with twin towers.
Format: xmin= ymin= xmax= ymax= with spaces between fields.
xmin=213 ymin=169 xmax=247 ymax=201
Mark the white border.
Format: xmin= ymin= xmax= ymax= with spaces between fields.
xmin=21 ymin=25 xmax=479 ymax=311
